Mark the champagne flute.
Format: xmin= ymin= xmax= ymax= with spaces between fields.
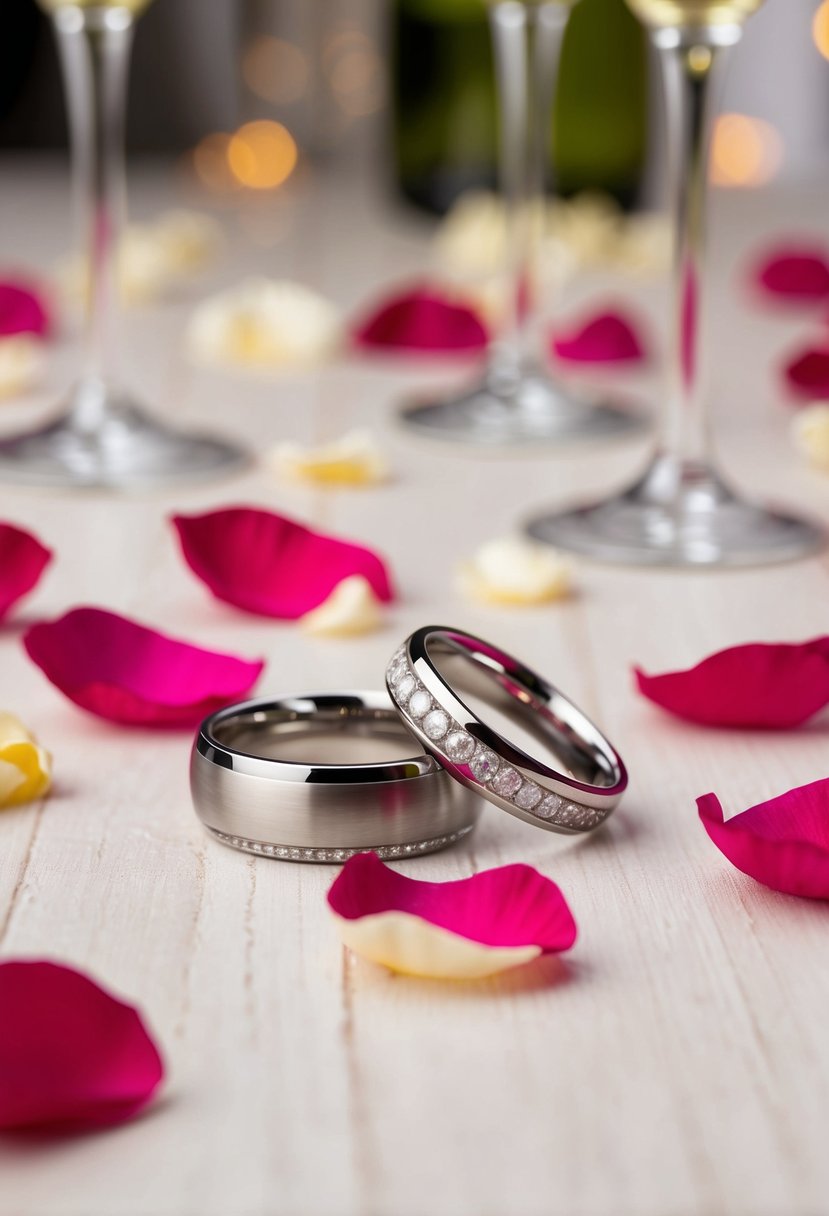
xmin=0 ymin=0 xmax=245 ymax=489
xmin=399 ymin=0 xmax=642 ymax=448
xmin=527 ymin=0 xmax=823 ymax=565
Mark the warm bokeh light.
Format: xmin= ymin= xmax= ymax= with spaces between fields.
xmin=227 ymin=121 xmax=298 ymax=191
xmin=323 ymin=27 xmax=385 ymax=119
xmin=813 ymin=0 xmax=829 ymax=60
xmin=242 ymin=36 xmax=309 ymax=106
xmin=710 ymin=113 xmax=783 ymax=188
xmin=193 ymin=132 xmax=238 ymax=194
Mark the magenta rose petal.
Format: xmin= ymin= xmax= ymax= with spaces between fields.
xmin=635 ymin=637 xmax=829 ymax=729
xmin=172 ymin=506 xmax=395 ymax=619
xmin=783 ymin=347 xmax=829 ymax=400
xmin=0 ymin=523 xmax=52 ymax=620
xmin=0 ymin=960 xmax=164 ymax=1133
xmin=352 ymin=284 xmax=489 ymax=355
xmin=698 ymin=781 xmax=829 ymax=899
xmin=0 ymin=280 xmax=50 ymax=339
xmin=327 ymin=853 xmax=577 ymax=980
xmin=23 ymin=606 xmax=264 ymax=727
xmin=752 ymin=246 xmax=829 ymax=303
xmin=550 ymin=309 xmax=648 ymax=365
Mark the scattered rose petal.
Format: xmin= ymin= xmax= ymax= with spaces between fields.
xmin=301 ymin=575 xmax=384 ymax=638
xmin=0 ymin=713 xmax=51 ymax=808
xmin=269 ymin=429 xmax=390 ymax=488
xmin=0 ymin=522 xmax=52 ymax=619
xmin=172 ymin=507 xmax=394 ymax=620
xmin=0 ymin=280 xmax=50 ymax=339
xmin=328 ymin=853 xmax=577 ymax=980
xmin=458 ymin=537 xmax=571 ymax=607
xmin=59 ymin=211 xmax=222 ymax=307
xmin=151 ymin=210 xmax=222 ymax=276
xmin=784 ymin=347 xmax=829 ymax=399
xmin=0 ymin=336 xmax=45 ymax=399
xmin=434 ymin=191 xmax=510 ymax=279
xmin=752 ymin=246 xmax=829 ymax=303
xmin=23 ymin=606 xmax=264 ymax=727
xmin=551 ymin=309 xmax=647 ymax=365
xmin=0 ymin=960 xmax=163 ymax=1132
xmin=186 ymin=278 xmax=343 ymax=368
xmin=792 ymin=403 xmax=829 ymax=470
xmin=353 ymin=284 xmax=489 ymax=355
xmin=635 ymin=637 xmax=829 ymax=729
xmin=698 ymin=780 xmax=829 ymax=899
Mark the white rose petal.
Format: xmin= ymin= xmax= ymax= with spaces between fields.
xmin=58 ymin=209 xmax=223 ymax=306
xmin=0 ymin=336 xmax=44 ymax=400
xmin=792 ymin=404 xmax=829 ymax=471
xmin=269 ymin=429 xmax=389 ymax=487
xmin=459 ymin=537 xmax=572 ymax=606
xmin=301 ymin=575 xmax=384 ymax=638
xmin=186 ymin=278 xmax=343 ymax=369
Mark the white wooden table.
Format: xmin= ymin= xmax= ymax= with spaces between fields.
xmin=2 ymin=158 xmax=829 ymax=1216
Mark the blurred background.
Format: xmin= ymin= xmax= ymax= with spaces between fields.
xmin=0 ymin=0 xmax=826 ymax=216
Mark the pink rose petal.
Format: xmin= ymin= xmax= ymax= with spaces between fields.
xmin=0 ymin=960 xmax=163 ymax=1132
xmin=172 ymin=507 xmax=395 ymax=619
xmin=551 ymin=308 xmax=647 ymax=365
xmin=752 ymin=246 xmax=829 ymax=303
xmin=698 ymin=781 xmax=829 ymax=899
xmin=23 ymin=606 xmax=264 ymax=727
xmin=0 ymin=522 xmax=52 ymax=620
xmin=329 ymin=853 xmax=576 ymax=951
xmin=783 ymin=347 xmax=829 ymax=399
xmin=635 ymin=637 xmax=829 ymax=729
xmin=353 ymin=284 xmax=489 ymax=355
xmin=0 ymin=280 xmax=50 ymax=338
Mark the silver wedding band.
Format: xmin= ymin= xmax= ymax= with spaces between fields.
xmin=387 ymin=626 xmax=627 ymax=835
xmin=191 ymin=691 xmax=481 ymax=862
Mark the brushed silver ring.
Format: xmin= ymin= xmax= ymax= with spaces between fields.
xmin=387 ymin=627 xmax=627 ymax=835
xmin=191 ymin=691 xmax=480 ymax=862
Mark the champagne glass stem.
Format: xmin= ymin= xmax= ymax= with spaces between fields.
xmin=655 ymin=30 xmax=738 ymax=480
xmin=488 ymin=1 xmax=568 ymax=385
xmin=53 ymin=6 xmax=133 ymax=434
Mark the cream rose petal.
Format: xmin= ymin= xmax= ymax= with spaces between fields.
xmin=0 ymin=337 xmax=43 ymax=400
xmin=186 ymin=278 xmax=343 ymax=369
xmin=59 ymin=210 xmax=222 ymax=306
xmin=0 ymin=713 xmax=51 ymax=808
xmin=459 ymin=537 xmax=572 ymax=606
xmin=301 ymin=575 xmax=384 ymax=638
xmin=333 ymin=910 xmax=541 ymax=980
xmin=153 ymin=210 xmax=222 ymax=275
xmin=792 ymin=404 xmax=829 ymax=471
xmin=269 ymin=430 xmax=389 ymax=487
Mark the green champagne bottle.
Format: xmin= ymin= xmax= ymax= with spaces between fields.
xmin=392 ymin=0 xmax=648 ymax=214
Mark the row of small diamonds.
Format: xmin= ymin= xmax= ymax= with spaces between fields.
xmin=210 ymin=826 xmax=474 ymax=864
xmin=387 ymin=652 xmax=607 ymax=833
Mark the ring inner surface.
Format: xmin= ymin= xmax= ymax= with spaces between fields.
xmin=213 ymin=705 xmax=427 ymax=767
xmin=426 ymin=638 xmax=615 ymax=788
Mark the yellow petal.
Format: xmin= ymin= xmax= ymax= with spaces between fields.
xmin=186 ymin=278 xmax=343 ymax=369
xmin=333 ymin=910 xmax=541 ymax=980
xmin=301 ymin=576 xmax=383 ymax=638
xmin=459 ymin=537 xmax=572 ymax=606
xmin=792 ymin=404 xmax=829 ymax=471
xmin=0 ymin=713 xmax=51 ymax=808
xmin=270 ymin=430 xmax=389 ymax=487
xmin=0 ymin=336 xmax=44 ymax=400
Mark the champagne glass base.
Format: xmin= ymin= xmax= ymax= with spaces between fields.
xmin=398 ymin=368 xmax=644 ymax=450
xmin=0 ymin=387 xmax=247 ymax=490
xmin=525 ymin=458 xmax=825 ymax=568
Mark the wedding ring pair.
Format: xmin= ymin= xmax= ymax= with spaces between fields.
xmin=191 ymin=626 xmax=628 ymax=862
